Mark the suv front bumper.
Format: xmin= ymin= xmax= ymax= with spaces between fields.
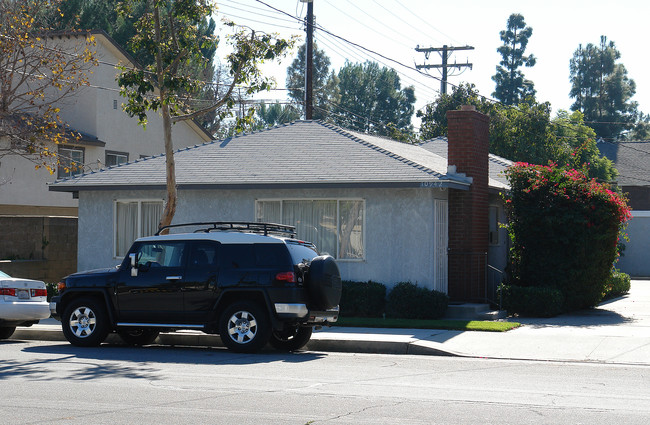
xmin=274 ymin=303 xmax=339 ymax=323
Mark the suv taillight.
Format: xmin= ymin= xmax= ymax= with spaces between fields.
xmin=275 ymin=272 xmax=296 ymax=283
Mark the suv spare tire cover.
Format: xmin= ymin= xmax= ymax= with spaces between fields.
xmin=306 ymin=255 xmax=342 ymax=310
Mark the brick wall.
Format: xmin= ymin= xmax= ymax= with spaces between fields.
xmin=447 ymin=106 xmax=490 ymax=301
xmin=0 ymin=216 xmax=77 ymax=282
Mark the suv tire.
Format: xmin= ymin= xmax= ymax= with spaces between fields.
xmin=0 ymin=326 xmax=16 ymax=340
xmin=219 ymin=301 xmax=271 ymax=353
xmin=269 ymin=326 xmax=312 ymax=351
xmin=306 ymin=255 xmax=342 ymax=310
xmin=117 ymin=328 xmax=160 ymax=346
xmin=62 ymin=297 xmax=110 ymax=347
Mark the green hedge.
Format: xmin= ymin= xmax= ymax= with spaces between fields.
xmin=603 ymin=269 xmax=631 ymax=300
xmin=340 ymin=280 xmax=386 ymax=317
xmin=500 ymin=284 xmax=564 ymax=317
xmin=504 ymin=163 xmax=631 ymax=313
xmin=385 ymin=282 xmax=448 ymax=320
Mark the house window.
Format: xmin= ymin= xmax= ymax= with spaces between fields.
xmin=489 ymin=206 xmax=499 ymax=245
xmin=256 ymin=199 xmax=364 ymax=260
xmin=114 ymin=200 xmax=164 ymax=258
xmin=58 ymin=146 xmax=84 ymax=178
xmin=106 ymin=151 xmax=128 ymax=167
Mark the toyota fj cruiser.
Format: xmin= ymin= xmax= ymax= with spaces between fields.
xmin=50 ymin=222 xmax=342 ymax=353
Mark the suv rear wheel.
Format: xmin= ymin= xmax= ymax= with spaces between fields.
xmin=219 ymin=301 xmax=270 ymax=353
xmin=62 ymin=297 xmax=109 ymax=347
xmin=269 ymin=326 xmax=312 ymax=351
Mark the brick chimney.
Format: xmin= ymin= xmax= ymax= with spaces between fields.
xmin=446 ymin=105 xmax=489 ymax=301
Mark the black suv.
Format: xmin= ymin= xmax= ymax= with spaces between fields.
xmin=50 ymin=222 xmax=342 ymax=353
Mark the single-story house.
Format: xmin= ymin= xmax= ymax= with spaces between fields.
xmin=598 ymin=139 xmax=650 ymax=277
xmin=50 ymin=108 xmax=510 ymax=302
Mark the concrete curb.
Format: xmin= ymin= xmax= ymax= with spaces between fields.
xmin=10 ymin=325 xmax=459 ymax=357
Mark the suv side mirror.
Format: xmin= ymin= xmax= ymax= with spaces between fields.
xmin=129 ymin=253 xmax=138 ymax=277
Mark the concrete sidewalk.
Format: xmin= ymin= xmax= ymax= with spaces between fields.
xmin=10 ymin=280 xmax=650 ymax=365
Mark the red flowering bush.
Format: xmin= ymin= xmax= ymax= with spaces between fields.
xmin=504 ymin=162 xmax=631 ymax=313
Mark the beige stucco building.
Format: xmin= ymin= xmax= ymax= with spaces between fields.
xmin=0 ymin=30 xmax=211 ymax=216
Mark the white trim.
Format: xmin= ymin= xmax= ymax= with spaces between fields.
xmin=632 ymin=211 xmax=650 ymax=218
xmin=255 ymin=198 xmax=365 ymax=261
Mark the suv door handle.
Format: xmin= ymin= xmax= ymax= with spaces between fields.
xmin=166 ymin=276 xmax=183 ymax=281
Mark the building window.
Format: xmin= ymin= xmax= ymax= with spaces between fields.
xmin=106 ymin=151 xmax=128 ymax=167
xmin=256 ymin=199 xmax=364 ymax=260
xmin=113 ymin=99 xmax=118 ymax=110
xmin=58 ymin=146 xmax=84 ymax=178
xmin=114 ymin=200 xmax=164 ymax=258
xmin=489 ymin=206 xmax=499 ymax=245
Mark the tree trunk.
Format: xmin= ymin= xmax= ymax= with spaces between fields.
xmin=158 ymin=100 xmax=177 ymax=234
xmin=153 ymin=1 xmax=176 ymax=234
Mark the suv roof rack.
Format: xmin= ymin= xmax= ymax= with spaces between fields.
xmin=155 ymin=221 xmax=296 ymax=237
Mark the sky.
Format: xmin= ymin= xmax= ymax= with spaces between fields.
xmin=213 ymin=0 xmax=650 ymax=130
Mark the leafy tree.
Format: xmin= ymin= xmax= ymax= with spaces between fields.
xmin=569 ymin=36 xmax=639 ymax=139
xmin=418 ymin=84 xmax=616 ymax=180
xmin=492 ymin=13 xmax=536 ymax=105
xmin=286 ymin=42 xmax=339 ymax=120
xmin=417 ymin=83 xmax=494 ymax=139
xmin=255 ymin=101 xmax=301 ymax=127
xmin=551 ymin=110 xmax=617 ymax=181
xmin=0 ymin=0 xmax=98 ymax=173
xmin=52 ymin=0 xmax=222 ymax=132
xmin=334 ymin=61 xmax=415 ymax=137
xmin=117 ymin=0 xmax=295 ymax=230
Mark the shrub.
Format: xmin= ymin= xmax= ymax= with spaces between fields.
xmin=46 ymin=282 xmax=59 ymax=302
xmin=340 ymin=280 xmax=386 ymax=318
xmin=504 ymin=163 xmax=631 ymax=312
xmin=602 ymin=269 xmax=631 ymax=300
xmin=386 ymin=282 xmax=448 ymax=320
xmin=500 ymin=284 xmax=565 ymax=317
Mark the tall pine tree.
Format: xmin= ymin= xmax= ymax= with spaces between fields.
xmin=569 ymin=36 xmax=638 ymax=139
xmin=492 ymin=13 xmax=536 ymax=105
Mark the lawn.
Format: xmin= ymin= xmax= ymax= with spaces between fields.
xmin=335 ymin=316 xmax=521 ymax=332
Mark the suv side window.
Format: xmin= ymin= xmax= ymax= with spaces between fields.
xmin=255 ymin=244 xmax=291 ymax=266
xmin=188 ymin=241 xmax=219 ymax=267
xmin=220 ymin=244 xmax=255 ymax=269
xmin=135 ymin=242 xmax=186 ymax=268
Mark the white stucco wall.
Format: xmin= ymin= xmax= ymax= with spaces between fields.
xmin=617 ymin=211 xmax=650 ymax=277
xmin=77 ymin=187 xmax=453 ymax=290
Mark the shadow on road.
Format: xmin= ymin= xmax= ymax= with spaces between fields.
xmin=18 ymin=342 xmax=326 ymax=370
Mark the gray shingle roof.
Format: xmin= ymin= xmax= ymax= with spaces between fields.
xmin=50 ymin=121 xmax=477 ymax=192
xmin=598 ymin=139 xmax=650 ymax=187
xmin=418 ymin=137 xmax=512 ymax=189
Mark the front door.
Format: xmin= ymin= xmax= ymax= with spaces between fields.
xmin=434 ymin=199 xmax=448 ymax=294
xmin=116 ymin=241 xmax=187 ymax=323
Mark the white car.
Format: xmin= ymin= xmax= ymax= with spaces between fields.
xmin=0 ymin=271 xmax=50 ymax=339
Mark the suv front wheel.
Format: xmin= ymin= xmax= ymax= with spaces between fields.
xmin=219 ymin=301 xmax=271 ymax=353
xmin=61 ymin=297 xmax=110 ymax=347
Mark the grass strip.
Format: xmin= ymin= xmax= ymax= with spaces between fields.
xmin=335 ymin=316 xmax=520 ymax=332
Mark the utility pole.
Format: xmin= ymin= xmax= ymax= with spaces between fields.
xmin=415 ymin=45 xmax=474 ymax=95
xmin=303 ymin=0 xmax=314 ymax=119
